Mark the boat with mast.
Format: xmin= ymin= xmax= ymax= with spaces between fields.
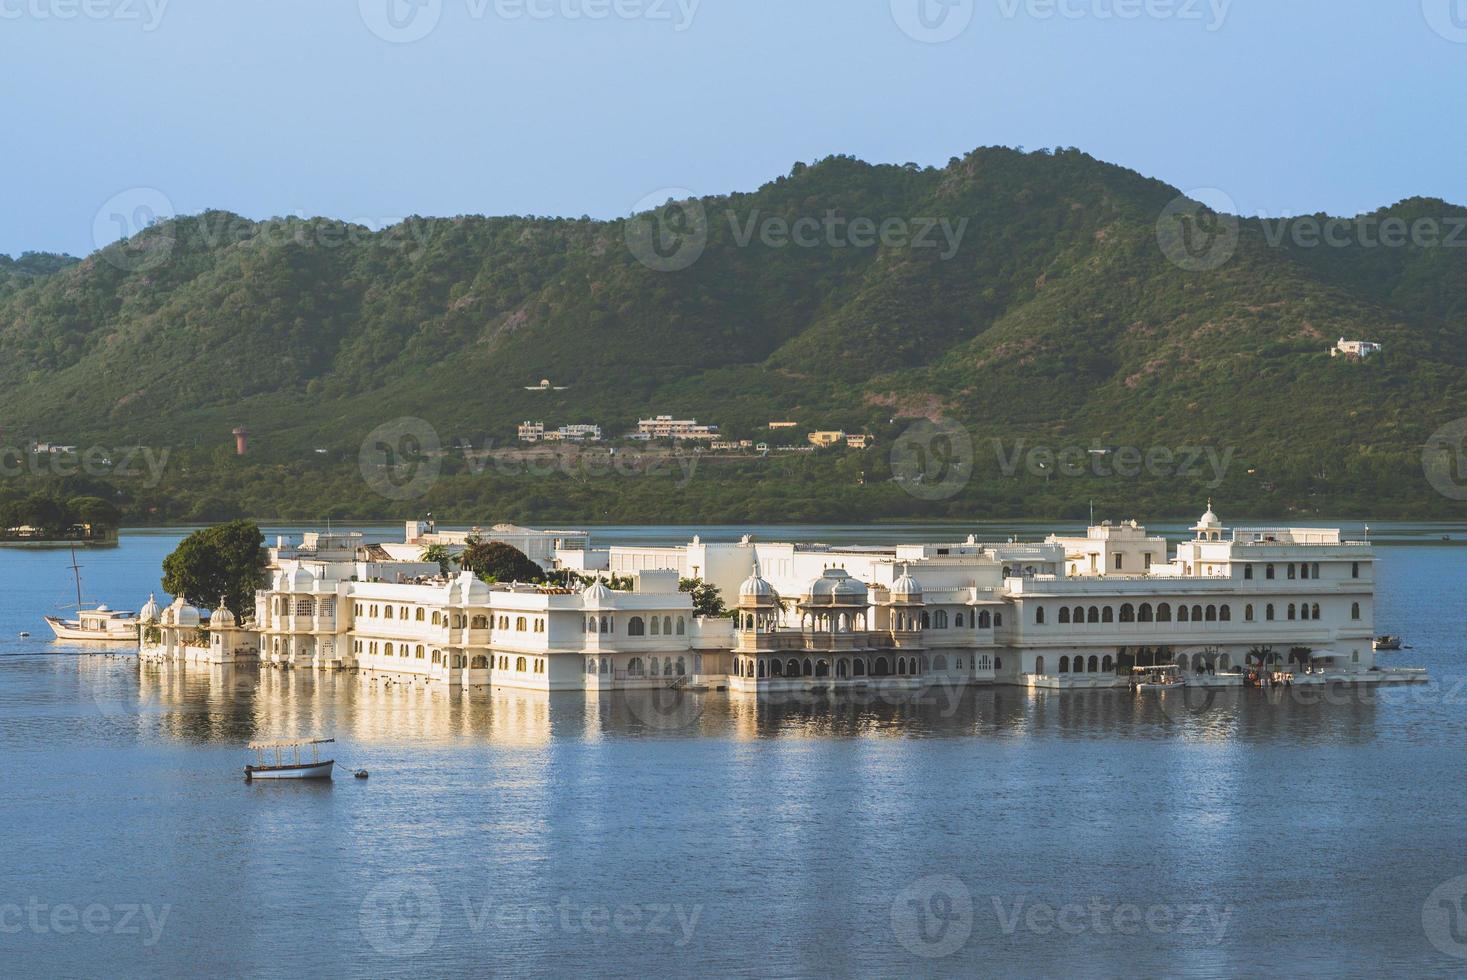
xmin=42 ymin=545 xmax=139 ymax=642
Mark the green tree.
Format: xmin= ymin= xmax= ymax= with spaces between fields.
xmin=161 ymin=519 xmax=266 ymax=618
xmin=456 ymin=537 xmax=543 ymax=583
xmin=679 ymin=577 xmax=728 ymax=618
xmin=67 ymin=495 xmax=119 ymax=529
xmin=421 ymin=543 xmax=455 ymax=575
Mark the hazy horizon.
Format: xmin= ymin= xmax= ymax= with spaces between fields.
xmin=4 ymin=0 xmax=1465 ymax=258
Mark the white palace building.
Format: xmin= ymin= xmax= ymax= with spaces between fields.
xmin=138 ymin=507 xmax=1425 ymax=692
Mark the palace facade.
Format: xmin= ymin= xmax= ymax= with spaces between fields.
xmin=138 ymin=506 xmax=1422 ymax=692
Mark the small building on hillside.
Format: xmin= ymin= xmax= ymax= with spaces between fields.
xmin=1332 ymin=338 xmax=1382 ymax=360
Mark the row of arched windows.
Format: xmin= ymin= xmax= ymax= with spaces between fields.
xmin=1057 ymin=654 xmax=1114 ymax=674
xmin=600 ymin=615 xmax=687 ymax=636
xmin=1044 ymin=603 xmax=1235 ymax=625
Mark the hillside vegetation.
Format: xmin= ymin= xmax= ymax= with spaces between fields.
xmin=1 ymin=146 xmax=1464 ymax=524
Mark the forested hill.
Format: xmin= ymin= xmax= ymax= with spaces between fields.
xmin=1 ymin=146 xmax=1465 ymax=522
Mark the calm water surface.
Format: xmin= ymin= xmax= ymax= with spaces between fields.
xmin=4 ymin=524 xmax=1467 ymax=978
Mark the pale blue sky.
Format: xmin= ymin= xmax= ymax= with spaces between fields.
xmin=2 ymin=0 xmax=1464 ymax=257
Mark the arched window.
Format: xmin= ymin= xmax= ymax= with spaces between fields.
xmin=994 ymin=613 xmax=1002 ymax=627
xmin=515 ymin=616 xmax=527 ymax=631
xmin=1220 ymin=605 xmax=1231 ymax=622
xmin=1244 ymin=565 xmax=1254 ymax=580
xmin=1059 ymin=607 xmax=1071 ymax=624
xmin=853 ymin=659 xmax=866 ymax=677
xmin=1102 ymin=607 xmax=1114 ymax=624
xmin=651 ymin=617 xmax=660 ymax=635
xmin=1120 ymin=604 xmax=1135 ymax=623
xmin=1205 ymin=605 xmax=1217 ymax=622
xmin=664 ymin=659 xmax=674 ymax=676
xmin=1191 ymin=605 xmax=1203 ymax=622
xmin=650 ymin=656 xmax=660 ymax=675
xmin=677 ymin=657 xmax=686 ymax=676
xmin=756 ymin=659 xmax=766 ymax=678
xmin=803 ymin=658 xmax=814 ymax=677
xmin=994 ymin=656 xmax=1002 ymax=670
xmin=628 ymin=617 xmax=645 ymax=636
xmin=1288 ymin=564 xmax=1297 ymax=580
xmin=1287 ymin=604 xmax=1296 ymax=621
xmin=383 ymin=643 xmax=393 ymax=656
xmin=416 ymin=608 xmax=425 ymax=621
xmin=1072 ymin=606 xmax=1085 ymax=625
xmin=600 ymin=616 xmax=610 ymax=633
xmin=415 ymin=645 xmax=425 ymax=659
xmin=1157 ymin=603 xmax=1172 ymax=622
xmin=921 ymin=611 xmax=930 ymax=629
xmin=1059 ymin=656 xmax=1070 ymax=673
xmin=1101 ymin=655 xmax=1113 ymax=673
xmin=955 ymin=614 xmax=964 ymax=628
xmin=1245 ymin=604 xmax=1254 ymax=621
xmin=1352 ymin=602 xmax=1361 ymax=620
xmin=1179 ymin=605 xmax=1190 ymax=623
xmin=979 ymin=611 xmax=992 ymax=628
xmin=676 ymin=617 xmax=685 ymax=635
xmin=383 ymin=606 xmax=393 ymax=620
xmin=1139 ymin=603 xmax=1153 ymax=623
xmin=628 ymin=657 xmax=643 ymax=675
xmin=1088 ymin=655 xmax=1099 ymax=672
xmin=1312 ymin=603 xmax=1321 ymax=620
xmin=1266 ymin=564 xmax=1276 ymax=580
xmin=1035 ymin=655 xmax=1045 ymax=675
xmin=1266 ymin=604 xmax=1276 ymax=621
xmin=1036 ymin=607 xmax=1046 ymax=625
xmin=815 ymin=660 xmax=829 ymax=678
xmin=934 ymin=610 xmax=948 ymax=629
xmin=787 ymin=659 xmax=801 ymax=677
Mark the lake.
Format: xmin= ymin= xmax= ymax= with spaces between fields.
xmin=3 ymin=523 xmax=1467 ymax=977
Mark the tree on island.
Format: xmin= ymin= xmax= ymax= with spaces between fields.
xmin=456 ymin=537 xmax=544 ymax=583
xmin=679 ymin=577 xmax=728 ymax=618
xmin=0 ymin=491 xmax=120 ymax=538
xmin=161 ymin=520 xmax=266 ymax=618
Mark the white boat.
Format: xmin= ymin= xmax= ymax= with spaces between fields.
xmin=1130 ymin=664 xmax=1186 ymax=692
xmin=44 ymin=606 xmax=139 ymax=642
xmin=245 ymin=738 xmax=335 ymax=781
xmin=43 ymin=545 xmax=139 ymax=643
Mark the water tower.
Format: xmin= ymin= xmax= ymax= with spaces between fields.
xmin=232 ymin=426 xmax=249 ymax=456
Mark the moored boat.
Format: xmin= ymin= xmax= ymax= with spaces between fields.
xmin=44 ymin=606 xmax=139 ymax=642
xmin=1373 ymin=635 xmax=1403 ymax=651
xmin=245 ymin=738 xmax=335 ymax=781
xmin=1130 ymin=664 xmax=1185 ymax=692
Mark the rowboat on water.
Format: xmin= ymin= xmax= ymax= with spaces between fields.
xmin=245 ymin=738 xmax=335 ymax=781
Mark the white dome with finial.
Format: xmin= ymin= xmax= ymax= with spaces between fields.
xmin=209 ymin=598 xmax=236 ymax=630
xmin=739 ymin=559 xmax=778 ymax=604
xmin=582 ymin=578 xmax=615 ymax=609
xmin=139 ymin=593 xmax=160 ymax=623
xmin=890 ymin=564 xmax=924 ymax=602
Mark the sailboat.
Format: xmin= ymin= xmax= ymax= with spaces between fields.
xmin=42 ymin=545 xmax=139 ymax=643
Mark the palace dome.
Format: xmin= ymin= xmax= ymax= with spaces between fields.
xmin=209 ymin=600 xmax=236 ymax=630
xmin=582 ymin=579 xmax=615 ymax=609
xmin=738 ymin=560 xmax=778 ymax=603
xmin=138 ymin=593 xmax=160 ymax=623
xmin=890 ymin=566 xmax=924 ymax=602
xmin=808 ymin=568 xmax=868 ymax=603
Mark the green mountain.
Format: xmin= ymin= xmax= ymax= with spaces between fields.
xmin=1 ymin=146 xmax=1465 ymax=524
